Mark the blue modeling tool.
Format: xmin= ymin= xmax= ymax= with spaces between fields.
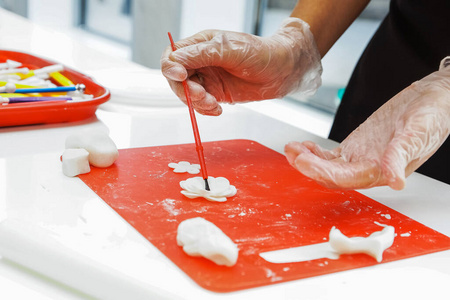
xmin=1 ymin=84 xmax=85 ymax=94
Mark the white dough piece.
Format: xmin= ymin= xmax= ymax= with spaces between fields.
xmin=329 ymin=226 xmax=395 ymax=262
xmin=65 ymin=130 xmax=119 ymax=168
xmin=180 ymin=176 xmax=237 ymax=202
xmin=177 ymin=217 xmax=239 ymax=267
xmin=168 ymin=161 xmax=200 ymax=174
xmin=62 ymin=148 xmax=91 ymax=177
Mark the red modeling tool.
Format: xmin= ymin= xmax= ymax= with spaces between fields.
xmin=168 ymin=32 xmax=210 ymax=191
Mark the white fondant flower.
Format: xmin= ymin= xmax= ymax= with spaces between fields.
xmin=180 ymin=176 xmax=237 ymax=202
xmin=168 ymin=161 xmax=201 ymax=174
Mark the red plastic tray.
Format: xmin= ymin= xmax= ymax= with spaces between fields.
xmin=0 ymin=50 xmax=110 ymax=127
xmin=79 ymin=140 xmax=450 ymax=293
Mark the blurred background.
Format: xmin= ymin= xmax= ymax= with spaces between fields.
xmin=0 ymin=0 xmax=389 ymax=118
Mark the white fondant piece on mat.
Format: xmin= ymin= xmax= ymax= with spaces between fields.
xmin=180 ymin=176 xmax=237 ymax=202
xmin=65 ymin=130 xmax=119 ymax=168
xmin=168 ymin=161 xmax=200 ymax=174
xmin=62 ymin=149 xmax=90 ymax=177
xmin=329 ymin=226 xmax=395 ymax=262
xmin=177 ymin=217 xmax=239 ymax=267
xmin=260 ymin=225 xmax=396 ymax=264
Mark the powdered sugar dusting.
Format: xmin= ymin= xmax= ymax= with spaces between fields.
xmin=161 ymin=198 xmax=181 ymax=216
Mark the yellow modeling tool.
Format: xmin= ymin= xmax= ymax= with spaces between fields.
xmin=50 ymin=72 xmax=74 ymax=86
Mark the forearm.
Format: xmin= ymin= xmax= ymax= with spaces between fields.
xmin=291 ymin=0 xmax=370 ymax=57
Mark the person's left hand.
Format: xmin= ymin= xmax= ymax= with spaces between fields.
xmin=285 ymin=57 xmax=450 ymax=190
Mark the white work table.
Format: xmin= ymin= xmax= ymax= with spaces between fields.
xmin=0 ymin=9 xmax=449 ymax=300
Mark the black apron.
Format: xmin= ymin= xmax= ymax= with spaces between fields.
xmin=329 ymin=0 xmax=450 ymax=184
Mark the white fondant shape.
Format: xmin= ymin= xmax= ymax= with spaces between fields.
xmin=62 ymin=148 xmax=91 ymax=177
xmin=65 ymin=130 xmax=118 ymax=168
xmin=329 ymin=226 xmax=395 ymax=262
xmin=168 ymin=161 xmax=200 ymax=174
xmin=180 ymin=176 xmax=237 ymax=202
xmin=177 ymin=217 xmax=239 ymax=267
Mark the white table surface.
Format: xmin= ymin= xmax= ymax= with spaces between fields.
xmin=0 ymin=8 xmax=449 ymax=300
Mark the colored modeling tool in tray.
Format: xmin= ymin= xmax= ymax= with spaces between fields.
xmin=0 ymin=50 xmax=110 ymax=127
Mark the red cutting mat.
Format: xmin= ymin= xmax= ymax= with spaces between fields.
xmin=79 ymin=140 xmax=450 ymax=293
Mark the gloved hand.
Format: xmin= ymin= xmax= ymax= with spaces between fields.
xmin=161 ymin=17 xmax=322 ymax=115
xmin=285 ymin=57 xmax=450 ymax=190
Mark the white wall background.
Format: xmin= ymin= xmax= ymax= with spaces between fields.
xmin=27 ymin=0 xmax=77 ymax=29
xmin=180 ymin=0 xmax=256 ymax=38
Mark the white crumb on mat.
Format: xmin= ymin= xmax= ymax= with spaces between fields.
xmin=168 ymin=161 xmax=200 ymax=174
xmin=264 ymin=268 xmax=283 ymax=282
xmin=180 ymin=176 xmax=237 ymax=202
xmin=374 ymin=221 xmax=389 ymax=227
xmin=176 ymin=217 xmax=238 ymax=267
xmin=381 ymin=214 xmax=392 ymax=220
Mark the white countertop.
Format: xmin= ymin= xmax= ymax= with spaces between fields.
xmin=0 ymin=8 xmax=449 ymax=300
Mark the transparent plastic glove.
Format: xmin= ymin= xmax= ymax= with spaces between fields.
xmin=285 ymin=57 xmax=450 ymax=190
xmin=160 ymin=17 xmax=322 ymax=115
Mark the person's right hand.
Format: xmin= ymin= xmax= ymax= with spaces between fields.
xmin=161 ymin=17 xmax=322 ymax=115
